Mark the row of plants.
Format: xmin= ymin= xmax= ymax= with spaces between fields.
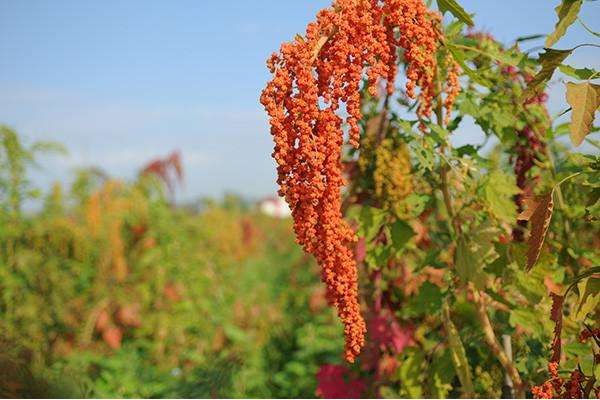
xmin=0 ymin=126 xmax=343 ymax=398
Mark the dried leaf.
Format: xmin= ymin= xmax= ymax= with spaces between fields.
xmin=524 ymin=48 xmax=573 ymax=99
xmin=545 ymin=0 xmax=583 ymax=47
xmin=517 ymin=195 xmax=539 ymax=221
xmin=311 ymin=35 xmax=329 ymax=62
xmin=550 ymin=293 xmax=564 ymax=363
xmin=566 ymin=81 xmax=600 ymax=147
xmin=518 ymin=191 xmax=554 ymax=271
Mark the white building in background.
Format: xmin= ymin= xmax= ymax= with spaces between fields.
xmin=258 ymin=196 xmax=291 ymax=218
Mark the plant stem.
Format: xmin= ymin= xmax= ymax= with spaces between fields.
xmin=545 ymin=144 xmax=573 ymax=242
xmin=433 ymin=66 xmax=525 ymax=398
xmin=472 ymin=289 xmax=525 ymax=398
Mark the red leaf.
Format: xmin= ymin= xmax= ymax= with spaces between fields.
xmin=355 ymin=236 xmax=366 ymax=263
xmin=368 ymin=314 xmax=414 ymax=353
xmin=316 ymin=364 xmax=365 ymax=399
xmin=116 ymin=304 xmax=141 ymax=328
xmin=518 ymin=192 xmax=554 ymax=271
xmin=550 ymin=294 xmax=564 ymax=363
xmin=102 ymin=326 xmax=122 ymax=349
xmin=95 ymin=309 xmax=110 ymax=333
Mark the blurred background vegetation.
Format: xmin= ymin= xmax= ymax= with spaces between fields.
xmin=0 ymin=125 xmax=343 ymax=397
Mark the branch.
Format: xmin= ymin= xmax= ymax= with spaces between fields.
xmin=433 ymin=64 xmax=525 ymax=398
xmin=473 ymin=289 xmax=526 ymax=398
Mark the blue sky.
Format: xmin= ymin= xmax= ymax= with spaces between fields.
xmin=0 ymin=1 xmax=598 ymax=202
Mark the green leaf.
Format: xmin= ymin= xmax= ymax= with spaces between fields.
xmin=566 ymin=81 xmax=600 ymax=146
xmin=365 ymin=244 xmax=392 ymax=270
xmin=483 ymin=171 xmax=520 ymax=222
xmin=455 ymin=144 xmax=478 ymax=157
xmin=559 ymin=64 xmax=599 ymax=80
xmin=405 ymin=282 xmax=443 ymax=317
xmin=454 ymin=221 xmax=499 ymax=289
xmin=411 ymin=140 xmax=435 ymax=171
xmin=397 ymin=349 xmax=425 ymax=398
xmin=509 ymin=308 xmax=544 ymax=338
xmin=446 ymin=45 xmax=493 ymax=88
xmin=388 ymin=220 xmax=415 ymax=250
xmin=442 ymin=302 xmax=474 ymax=397
xmin=451 ymin=42 xmax=525 ymax=67
xmin=404 ymin=193 xmax=429 ymax=218
xmin=524 ymin=48 xmax=573 ymax=99
xmin=429 ymin=123 xmax=450 ymax=144
xmin=545 ymin=0 xmax=583 ymax=47
xmin=515 ymin=34 xmax=545 ymax=43
xmin=436 ymin=0 xmax=474 ymax=27
xmin=351 ymin=206 xmax=387 ymax=242
xmin=574 ymin=277 xmax=600 ymax=320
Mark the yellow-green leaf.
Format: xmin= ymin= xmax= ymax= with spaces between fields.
xmin=442 ymin=302 xmax=474 ymax=397
xmin=483 ymin=171 xmax=520 ymax=222
xmin=446 ymin=44 xmax=493 ymax=87
xmin=437 ymin=0 xmax=474 ymax=27
xmin=454 ymin=221 xmax=498 ymax=289
xmin=566 ymin=82 xmax=600 ymax=146
xmin=574 ymin=277 xmax=600 ymax=320
xmin=524 ymin=48 xmax=573 ymax=99
xmin=559 ymin=64 xmax=599 ymax=80
xmin=546 ymin=0 xmax=583 ymax=47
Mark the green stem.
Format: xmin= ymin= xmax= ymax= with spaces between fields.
xmin=545 ymin=145 xmax=573 ymax=241
xmin=434 ymin=64 xmax=525 ymax=398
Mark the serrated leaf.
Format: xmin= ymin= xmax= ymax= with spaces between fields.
xmin=524 ymin=48 xmax=573 ymax=99
xmin=574 ymin=277 xmax=600 ymax=320
xmin=453 ymin=42 xmax=525 ymax=67
xmin=559 ymin=64 xmax=599 ymax=80
xmin=357 ymin=206 xmax=387 ymax=242
xmin=454 ymin=221 xmax=498 ymax=288
xmin=442 ymin=302 xmax=474 ymax=397
xmin=483 ymin=171 xmax=520 ymax=222
xmin=517 ymin=191 xmax=555 ymax=271
xmin=447 ymin=44 xmax=493 ymax=88
xmin=546 ymin=0 xmax=583 ymax=47
xmin=566 ymin=81 xmax=600 ymax=146
xmin=437 ymin=0 xmax=474 ymax=27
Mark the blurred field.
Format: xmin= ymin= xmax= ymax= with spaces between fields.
xmin=0 ymin=127 xmax=343 ymax=398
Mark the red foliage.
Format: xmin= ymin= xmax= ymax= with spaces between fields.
xmin=116 ymin=304 xmax=141 ymax=328
xmin=140 ymin=150 xmax=183 ymax=193
xmin=102 ymin=326 xmax=122 ymax=349
xmin=95 ymin=309 xmax=110 ymax=333
xmin=550 ymin=293 xmax=564 ymax=363
xmin=164 ymin=283 xmax=183 ymax=303
xmin=316 ymin=364 xmax=366 ymax=399
xmin=368 ymin=313 xmax=414 ymax=353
